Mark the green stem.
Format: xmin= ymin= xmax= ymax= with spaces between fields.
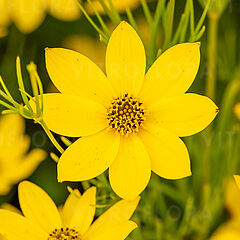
xmin=140 ymin=0 xmax=153 ymax=26
xmin=40 ymin=120 xmax=64 ymax=154
xmin=206 ymin=12 xmax=219 ymax=99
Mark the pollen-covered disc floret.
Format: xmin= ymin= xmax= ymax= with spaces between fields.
xmin=48 ymin=227 xmax=81 ymax=240
xmin=107 ymin=93 xmax=145 ymax=135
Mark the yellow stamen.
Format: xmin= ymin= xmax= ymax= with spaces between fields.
xmin=48 ymin=227 xmax=81 ymax=240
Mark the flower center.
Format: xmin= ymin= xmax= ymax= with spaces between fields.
xmin=107 ymin=93 xmax=145 ymax=135
xmin=48 ymin=227 xmax=81 ymax=240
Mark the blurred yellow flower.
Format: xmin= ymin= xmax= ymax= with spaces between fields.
xmin=210 ymin=175 xmax=240 ymax=240
xmin=0 ymin=0 xmax=80 ymax=34
xmin=43 ymin=21 xmax=218 ymax=200
xmin=85 ymin=0 xmax=141 ymax=14
xmin=0 ymin=27 xmax=8 ymax=38
xmin=234 ymin=103 xmax=240 ymax=119
xmin=0 ymin=181 xmax=139 ymax=240
xmin=63 ymin=35 xmax=106 ymax=70
xmin=0 ymin=114 xmax=46 ymax=195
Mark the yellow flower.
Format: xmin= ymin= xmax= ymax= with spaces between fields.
xmin=0 ymin=0 xmax=80 ymax=34
xmin=85 ymin=0 xmax=141 ymax=14
xmin=0 ymin=114 xmax=46 ymax=195
xmin=43 ymin=21 xmax=218 ymax=200
xmin=0 ymin=181 xmax=139 ymax=240
xmin=210 ymin=176 xmax=240 ymax=240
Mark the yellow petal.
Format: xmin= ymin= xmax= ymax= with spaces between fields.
xmin=138 ymin=128 xmax=191 ymax=179
xmin=83 ymin=220 xmax=137 ymax=240
xmin=58 ymin=129 xmax=120 ymax=182
xmin=85 ymin=0 xmax=140 ymax=14
xmin=0 ymin=0 xmax=10 ymax=27
xmin=0 ymin=209 xmax=47 ymax=240
xmin=18 ymin=181 xmax=62 ymax=233
xmin=147 ymin=93 xmax=219 ymax=137
xmin=64 ymin=187 xmax=96 ymax=235
xmin=84 ymin=197 xmax=139 ymax=239
xmin=48 ymin=0 xmax=80 ymax=21
xmin=41 ymin=93 xmax=108 ymax=137
xmin=106 ymin=21 xmax=146 ymax=97
xmin=11 ymin=0 xmax=46 ymax=33
xmin=139 ymin=43 xmax=200 ymax=105
xmin=45 ymin=48 xmax=114 ymax=106
xmin=109 ymin=135 xmax=151 ymax=200
xmin=61 ymin=189 xmax=81 ymax=225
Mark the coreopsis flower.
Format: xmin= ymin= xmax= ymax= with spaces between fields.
xmin=210 ymin=176 xmax=240 ymax=240
xmin=0 ymin=181 xmax=139 ymax=240
xmin=43 ymin=21 xmax=218 ymax=200
xmin=0 ymin=114 xmax=46 ymax=195
xmin=0 ymin=0 xmax=80 ymax=34
xmin=85 ymin=0 xmax=141 ymax=14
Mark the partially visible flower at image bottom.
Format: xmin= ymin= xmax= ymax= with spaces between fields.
xmin=0 ymin=114 xmax=46 ymax=195
xmin=0 ymin=0 xmax=80 ymax=34
xmin=43 ymin=21 xmax=218 ymax=200
xmin=210 ymin=176 xmax=240 ymax=240
xmin=0 ymin=181 xmax=139 ymax=240
xmin=0 ymin=204 xmax=21 ymax=240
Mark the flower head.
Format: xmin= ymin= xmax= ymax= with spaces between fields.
xmin=43 ymin=21 xmax=218 ymax=200
xmin=0 ymin=0 xmax=80 ymax=34
xmin=0 ymin=114 xmax=46 ymax=195
xmin=0 ymin=181 xmax=139 ymax=240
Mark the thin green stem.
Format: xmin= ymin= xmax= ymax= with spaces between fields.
xmin=0 ymin=76 xmax=12 ymax=99
xmin=206 ymin=13 xmax=219 ymax=99
xmin=40 ymin=120 xmax=64 ymax=154
xmin=16 ymin=57 xmax=33 ymax=113
xmin=163 ymin=0 xmax=175 ymax=50
xmin=76 ymin=0 xmax=108 ymax=44
xmin=194 ymin=0 xmax=210 ymax=35
xmin=106 ymin=0 xmax=121 ymax=24
xmin=140 ymin=0 xmax=153 ymax=26
xmin=149 ymin=0 xmax=166 ymax=63
xmin=27 ymin=63 xmax=41 ymax=118
xmin=98 ymin=0 xmax=116 ymax=24
xmin=0 ymin=100 xmax=16 ymax=111
xmin=189 ymin=0 xmax=195 ymax=36
xmin=87 ymin=0 xmax=111 ymax=38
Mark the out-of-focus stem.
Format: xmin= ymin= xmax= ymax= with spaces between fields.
xmin=40 ymin=120 xmax=64 ymax=154
xmin=206 ymin=12 xmax=219 ymax=99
